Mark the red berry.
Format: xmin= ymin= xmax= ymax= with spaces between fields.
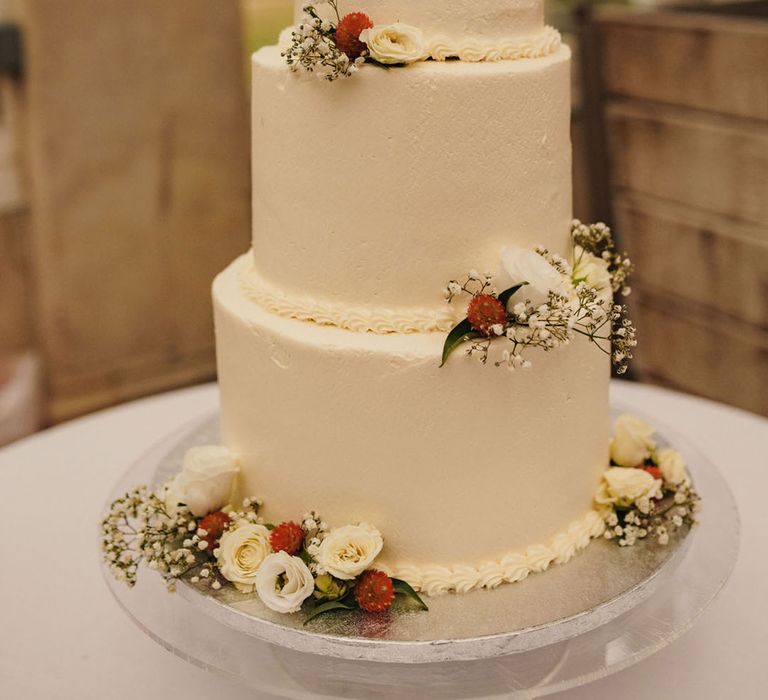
xmin=467 ymin=294 xmax=506 ymax=336
xmin=270 ymin=522 xmax=305 ymax=555
xmin=335 ymin=12 xmax=373 ymax=59
xmin=354 ymin=570 xmax=395 ymax=613
xmin=199 ymin=512 xmax=230 ymax=550
xmin=644 ymin=466 xmax=662 ymax=481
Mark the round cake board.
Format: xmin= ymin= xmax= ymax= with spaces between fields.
xmin=101 ymin=404 xmax=739 ymax=696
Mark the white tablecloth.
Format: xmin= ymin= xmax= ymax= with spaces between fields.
xmin=1 ymin=381 xmax=766 ymax=699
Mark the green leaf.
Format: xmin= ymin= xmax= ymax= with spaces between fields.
xmin=498 ymin=283 xmax=527 ymax=309
xmin=303 ymin=599 xmax=358 ymax=626
xmin=392 ymin=578 xmax=429 ymax=611
xmin=440 ymin=318 xmax=481 ymax=368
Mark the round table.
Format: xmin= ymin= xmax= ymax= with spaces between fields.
xmin=1 ymin=381 xmax=765 ymax=699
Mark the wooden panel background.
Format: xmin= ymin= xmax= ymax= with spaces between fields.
xmin=0 ymin=0 xmax=32 ymax=358
xmin=593 ymin=6 xmax=768 ymax=416
xmin=23 ymin=0 xmax=251 ymax=421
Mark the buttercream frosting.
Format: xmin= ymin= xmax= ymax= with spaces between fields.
xmin=425 ymin=26 xmax=561 ymax=62
xmin=251 ymin=45 xmax=573 ymax=313
xmin=293 ymin=0 xmax=546 ymax=46
xmin=214 ymin=258 xmax=611 ymax=579
xmin=379 ymin=509 xmax=607 ymax=596
xmin=240 ymin=262 xmax=459 ymax=334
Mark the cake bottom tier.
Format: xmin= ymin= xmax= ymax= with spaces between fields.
xmin=213 ymin=255 xmax=610 ymax=594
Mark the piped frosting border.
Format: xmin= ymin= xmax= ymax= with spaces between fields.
xmin=379 ymin=508 xmax=608 ymax=596
xmin=426 ymin=26 xmax=562 ymax=63
xmin=239 ymin=262 xmax=458 ymax=334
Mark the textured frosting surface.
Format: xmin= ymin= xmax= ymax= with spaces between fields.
xmin=214 ymin=257 xmax=611 ymax=579
xmin=293 ymin=0 xmax=545 ymax=42
xmin=251 ymin=45 xmax=573 ymax=312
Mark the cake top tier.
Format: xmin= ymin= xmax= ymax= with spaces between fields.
xmin=293 ymin=1 xmax=544 ymax=41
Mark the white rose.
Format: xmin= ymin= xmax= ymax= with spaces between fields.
xmin=165 ymin=446 xmax=238 ymax=517
xmin=657 ymin=448 xmax=691 ymax=487
xmin=596 ymin=467 xmax=663 ymax=508
xmin=495 ymin=245 xmax=567 ymax=307
xmin=610 ymin=414 xmax=656 ymax=467
xmin=217 ymin=522 xmax=271 ymax=593
xmin=316 ymin=523 xmax=383 ymax=580
xmin=256 ymin=551 xmax=315 ymax=614
xmin=573 ymin=245 xmax=613 ymax=302
xmin=359 ymin=24 xmax=426 ymax=65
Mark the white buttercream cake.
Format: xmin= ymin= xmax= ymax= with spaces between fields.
xmin=213 ymin=0 xmax=611 ymax=595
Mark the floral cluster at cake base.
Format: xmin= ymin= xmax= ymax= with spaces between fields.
xmin=101 ymin=446 xmax=427 ymax=625
xmin=102 ymin=417 xmax=700 ymax=620
xmin=441 ymin=220 xmax=636 ymax=373
xmin=596 ymin=414 xmax=701 ymax=546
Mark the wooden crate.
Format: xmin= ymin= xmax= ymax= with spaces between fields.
xmin=591 ymin=3 xmax=768 ymax=415
xmin=21 ymin=0 xmax=251 ymax=422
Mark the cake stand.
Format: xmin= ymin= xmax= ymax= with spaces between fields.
xmin=101 ymin=404 xmax=739 ymax=697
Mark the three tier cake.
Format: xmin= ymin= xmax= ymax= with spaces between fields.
xmin=214 ymin=0 xmax=609 ymax=593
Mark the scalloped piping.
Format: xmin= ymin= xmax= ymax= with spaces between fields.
xmin=378 ymin=508 xmax=608 ymax=596
xmin=426 ymin=26 xmax=562 ymax=63
xmin=239 ymin=266 xmax=460 ymax=334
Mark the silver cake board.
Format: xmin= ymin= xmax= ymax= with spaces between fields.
xmin=101 ymin=402 xmax=739 ymax=685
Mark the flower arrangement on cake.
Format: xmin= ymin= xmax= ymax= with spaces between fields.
xmin=101 ymin=446 xmax=427 ymax=624
xmin=598 ymin=415 xmax=701 ymax=547
xmin=282 ymin=1 xmax=562 ymax=80
xmin=441 ymin=221 xmax=636 ymax=372
xmin=102 ymin=415 xmax=700 ymax=622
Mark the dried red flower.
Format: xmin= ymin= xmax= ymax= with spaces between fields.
xmin=270 ymin=522 xmax=305 ymax=555
xmin=354 ymin=570 xmax=395 ymax=613
xmin=335 ymin=12 xmax=374 ymax=59
xmin=199 ymin=512 xmax=230 ymax=550
xmin=644 ymin=466 xmax=663 ymax=481
xmin=467 ymin=294 xmax=506 ymax=336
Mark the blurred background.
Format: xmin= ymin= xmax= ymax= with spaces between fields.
xmin=0 ymin=0 xmax=766 ymax=445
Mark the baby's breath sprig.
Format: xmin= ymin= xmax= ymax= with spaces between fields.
xmin=444 ymin=270 xmax=495 ymax=303
xmin=282 ymin=3 xmax=364 ymax=81
xmin=603 ymin=483 xmax=701 ymax=547
xmin=572 ymin=220 xmax=634 ymax=297
xmin=442 ymin=220 xmax=637 ymax=373
xmin=101 ymin=485 xmax=207 ymax=591
xmin=302 ymin=511 xmax=330 ymax=573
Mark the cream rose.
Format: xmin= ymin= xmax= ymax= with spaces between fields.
xmin=610 ymin=414 xmax=656 ymax=467
xmin=165 ymin=446 xmax=238 ymax=517
xmin=217 ymin=522 xmax=271 ymax=593
xmin=596 ymin=467 xmax=663 ymax=508
xmin=573 ymin=245 xmax=613 ymax=303
xmin=496 ymin=245 xmax=567 ymax=307
xmin=316 ymin=523 xmax=383 ymax=580
xmin=255 ymin=551 xmax=315 ymax=614
xmin=359 ymin=24 xmax=426 ymax=65
xmin=657 ymin=448 xmax=691 ymax=487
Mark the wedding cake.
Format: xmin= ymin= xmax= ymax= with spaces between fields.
xmin=212 ymin=0 xmax=611 ymax=594
xmin=103 ymin=1 xmax=701 ymax=619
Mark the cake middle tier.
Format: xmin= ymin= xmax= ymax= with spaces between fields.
xmin=215 ymin=255 xmax=610 ymax=584
xmin=251 ymin=44 xmax=573 ymax=316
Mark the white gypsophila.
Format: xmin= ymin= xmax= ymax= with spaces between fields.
xmin=595 ymin=467 xmax=663 ymax=509
xmin=610 ymin=414 xmax=656 ymax=467
xmin=216 ymin=522 xmax=271 ymax=593
xmin=315 ymin=522 xmax=383 ymax=580
xmin=165 ymin=446 xmax=238 ymax=517
xmin=255 ymin=551 xmax=315 ymax=614
xmin=657 ymin=448 xmax=691 ymax=487
xmin=496 ymin=245 xmax=567 ymax=307
xmin=572 ymin=245 xmax=613 ymax=303
xmin=359 ymin=23 xmax=427 ymax=65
